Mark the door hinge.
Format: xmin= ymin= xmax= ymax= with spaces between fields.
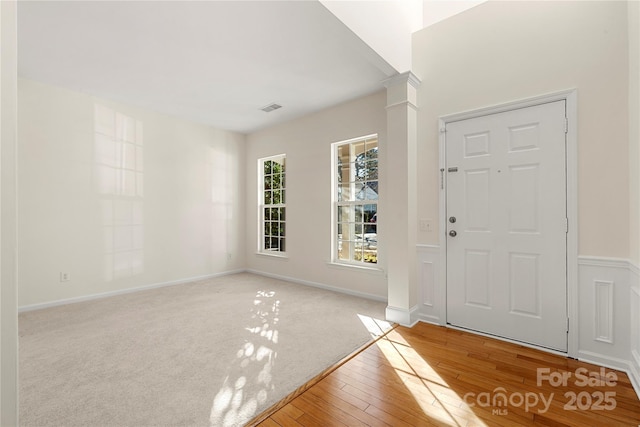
xmin=565 ymin=117 xmax=569 ymax=134
xmin=440 ymin=168 xmax=445 ymax=189
xmin=567 ymin=317 xmax=570 ymax=333
xmin=565 ymin=218 xmax=569 ymax=233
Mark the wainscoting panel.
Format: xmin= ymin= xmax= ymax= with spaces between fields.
xmin=415 ymin=249 xmax=640 ymax=399
xmin=420 ymin=260 xmax=435 ymax=307
xmin=577 ymin=257 xmax=633 ymax=373
xmin=416 ymin=245 xmax=444 ymax=325
xmin=594 ymin=280 xmax=614 ymax=343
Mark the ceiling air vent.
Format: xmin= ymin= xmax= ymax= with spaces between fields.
xmin=261 ymin=103 xmax=282 ymax=113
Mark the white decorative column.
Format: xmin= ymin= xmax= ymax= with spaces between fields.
xmin=384 ymin=72 xmax=420 ymax=326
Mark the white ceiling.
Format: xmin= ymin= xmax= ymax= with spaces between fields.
xmin=18 ymin=1 xmax=397 ymax=134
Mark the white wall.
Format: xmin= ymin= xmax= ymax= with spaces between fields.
xmin=18 ymin=79 xmax=246 ymax=308
xmin=422 ymin=0 xmax=486 ymax=28
xmin=245 ymin=91 xmax=388 ymax=301
xmin=413 ymin=0 xmax=630 ymax=258
xmin=320 ymin=0 xmax=423 ymax=73
xmin=412 ymin=0 xmax=640 ymax=392
xmin=1 ymin=2 xmax=19 ymax=424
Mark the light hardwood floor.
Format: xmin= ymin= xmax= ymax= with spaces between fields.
xmin=251 ymin=322 xmax=640 ymax=426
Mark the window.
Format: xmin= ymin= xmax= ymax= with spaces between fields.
xmin=333 ymin=135 xmax=378 ymax=265
xmin=259 ymin=155 xmax=286 ymax=254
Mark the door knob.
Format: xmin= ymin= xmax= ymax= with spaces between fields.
xmin=449 ymin=216 xmax=456 ymax=223
xmin=449 ymin=230 xmax=457 ymax=237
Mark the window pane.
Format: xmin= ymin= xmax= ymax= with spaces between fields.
xmin=356 ymin=183 xmax=376 ymax=201
xmin=353 ymin=141 xmax=365 ymax=157
xmin=364 ymin=204 xmax=377 ymax=222
xmin=279 ymin=207 xmax=285 ymax=221
xmin=365 ymin=181 xmax=379 ymax=200
xmin=272 ymin=190 xmax=281 ymax=204
xmin=354 ymin=205 xmax=363 ymax=222
xmin=270 ymin=162 xmax=280 ymax=175
xmin=338 ymin=238 xmax=351 ymax=261
xmin=337 ymin=161 xmax=350 ymax=186
xmin=354 ymin=245 xmax=363 ymax=262
xmin=264 ymin=191 xmax=271 ymax=204
xmin=365 ymin=159 xmax=378 ymax=180
xmin=365 ymin=223 xmax=377 ymax=235
xmin=337 ymin=144 xmax=350 ymax=160
xmin=271 ymin=172 xmax=281 ymax=189
xmin=338 ymin=206 xmax=351 ymax=222
xmin=339 ymin=222 xmax=353 ymax=239
xmin=337 ymin=183 xmax=348 ymax=201
xmin=270 ymin=237 xmax=279 ymax=250
xmin=264 ymin=208 xmax=270 ymax=221
xmin=365 ymin=144 xmax=378 ymax=160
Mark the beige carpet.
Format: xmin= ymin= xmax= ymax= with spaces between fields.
xmin=19 ymin=273 xmax=391 ymax=427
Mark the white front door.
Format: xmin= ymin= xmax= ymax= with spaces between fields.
xmin=446 ymin=101 xmax=568 ymax=351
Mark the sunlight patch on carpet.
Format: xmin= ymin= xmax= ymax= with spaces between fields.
xmin=210 ymin=289 xmax=279 ymax=427
xmin=358 ymin=313 xmax=393 ymax=338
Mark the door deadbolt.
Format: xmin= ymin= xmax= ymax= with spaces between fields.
xmin=449 ymin=230 xmax=457 ymax=237
xmin=449 ymin=216 xmax=456 ymax=223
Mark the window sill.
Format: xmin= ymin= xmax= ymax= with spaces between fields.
xmin=327 ymin=261 xmax=385 ymax=275
xmin=255 ymin=251 xmax=289 ymax=260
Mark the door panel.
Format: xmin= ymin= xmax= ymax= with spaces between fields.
xmin=446 ymin=101 xmax=567 ymax=351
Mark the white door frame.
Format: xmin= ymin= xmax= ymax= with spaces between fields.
xmin=438 ymin=89 xmax=578 ymax=357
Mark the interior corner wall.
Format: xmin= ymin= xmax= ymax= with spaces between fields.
xmin=630 ymin=0 xmax=640 ymax=266
xmin=1 ymin=2 xmax=19 ymax=424
xmin=413 ymin=0 xmax=630 ymax=259
xmin=245 ymin=91 xmax=387 ymax=301
xmin=628 ymin=0 xmax=640 ymax=395
xmin=17 ymin=78 xmax=246 ymax=308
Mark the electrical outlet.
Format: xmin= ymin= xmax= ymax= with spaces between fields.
xmin=60 ymin=272 xmax=70 ymax=282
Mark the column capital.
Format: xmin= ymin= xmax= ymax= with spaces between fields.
xmin=383 ymin=71 xmax=420 ymax=110
xmin=382 ymin=71 xmax=421 ymax=90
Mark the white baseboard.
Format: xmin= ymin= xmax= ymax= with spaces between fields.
xmin=385 ymin=304 xmax=420 ymax=327
xmin=246 ymin=269 xmax=388 ymax=303
xmin=577 ymin=350 xmax=635 ymax=373
xmin=18 ymin=269 xmax=246 ymax=313
xmin=630 ymin=350 xmax=640 ymax=400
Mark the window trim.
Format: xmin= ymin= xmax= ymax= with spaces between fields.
xmin=258 ymin=154 xmax=287 ymax=256
xmin=331 ymin=134 xmax=379 ymax=268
